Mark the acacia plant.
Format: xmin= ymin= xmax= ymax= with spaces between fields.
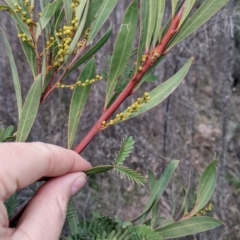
xmin=0 ymin=0 xmax=228 ymax=239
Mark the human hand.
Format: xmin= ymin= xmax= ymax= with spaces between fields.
xmin=0 ymin=142 xmax=91 ymax=240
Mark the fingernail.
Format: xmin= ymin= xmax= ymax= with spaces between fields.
xmin=71 ymin=174 xmax=87 ymax=197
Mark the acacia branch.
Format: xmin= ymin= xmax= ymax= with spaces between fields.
xmin=9 ymin=3 xmax=185 ymax=228
xmin=74 ymin=5 xmax=184 ymax=154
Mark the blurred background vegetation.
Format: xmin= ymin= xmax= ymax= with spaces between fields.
xmin=1 ymin=0 xmax=240 ymax=239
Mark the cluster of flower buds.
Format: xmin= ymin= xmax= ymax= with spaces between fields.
xmin=71 ymin=0 xmax=81 ymax=11
xmin=73 ymin=27 xmax=90 ymax=53
xmin=53 ymin=23 xmax=79 ymax=67
xmin=17 ymin=33 xmax=32 ymax=44
xmin=55 ymin=75 xmax=103 ymax=90
xmin=84 ymin=27 xmax=91 ymax=40
xmin=14 ymin=2 xmax=34 ymax=26
xmin=135 ymin=55 xmax=147 ymax=72
xmin=46 ymin=37 xmax=55 ymax=48
xmin=140 ymin=54 xmax=147 ymax=63
xmin=101 ymin=92 xmax=151 ymax=128
xmin=194 ymin=203 xmax=213 ymax=217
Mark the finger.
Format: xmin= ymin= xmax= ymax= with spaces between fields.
xmin=11 ymin=172 xmax=87 ymax=240
xmin=0 ymin=142 xmax=91 ymax=200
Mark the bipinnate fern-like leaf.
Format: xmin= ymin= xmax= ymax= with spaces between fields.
xmin=114 ymin=165 xmax=146 ymax=186
xmin=67 ymin=201 xmax=79 ymax=236
xmin=114 ymin=136 xmax=135 ymax=166
xmin=5 ymin=193 xmax=20 ymax=218
xmin=68 ymin=213 xmax=162 ymax=240
xmin=71 ymin=214 xmax=117 ymax=239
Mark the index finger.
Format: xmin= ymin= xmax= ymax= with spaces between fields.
xmin=0 ymin=142 xmax=91 ymax=200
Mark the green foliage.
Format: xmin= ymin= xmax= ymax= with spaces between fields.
xmin=16 ymin=74 xmax=42 ymax=142
xmin=36 ymin=0 xmax=63 ymax=38
xmin=121 ymin=58 xmax=193 ymax=122
xmin=67 ymin=25 xmax=112 ymax=75
xmin=0 ymin=28 xmax=22 ymax=120
xmin=114 ymin=165 xmax=146 ymax=186
xmin=0 ymin=0 xmax=228 ymax=238
xmin=113 ymin=136 xmax=145 ymax=185
xmin=88 ymin=0 xmax=118 ymax=42
xmin=67 ymin=201 xmax=80 ymax=236
xmin=156 ymin=216 xmax=222 ymax=238
xmin=68 ymin=59 xmax=95 ymax=149
xmin=114 ymin=136 xmax=135 ymax=165
xmin=105 ymin=1 xmax=138 ymax=107
xmin=4 ymin=193 xmax=20 ymax=218
xmin=190 ymin=160 xmax=218 ymax=216
xmin=85 ymin=136 xmax=145 ymax=186
xmin=0 ymin=125 xmax=15 ymax=142
xmin=167 ymin=0 xmax=229 ymax=50
xmin=65 ymin=161 xmax=220 ymax=239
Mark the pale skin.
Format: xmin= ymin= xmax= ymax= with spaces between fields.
xmin=0 ymin=142 xmax=91 ymax=240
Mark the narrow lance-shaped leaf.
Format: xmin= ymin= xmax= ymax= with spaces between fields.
xmin=144 ymin=160 xmax=179 ymax=220
xmin=16 ymin=74 xmax=42 ymax=142
xmin=41 ymin=0 xmax=51 ymax=10
xmin=54 ymin=8 xmax=65 ymax=30
xmin=145 ymin=0 xmax=158 ymax=50
xmin=122 ymin=58 xmax=193 ymax=121
xmin=171 ymin=0 xmax=179 ymax=16
xmin=68 ymin=0 xmax=88 ymax=55
xmin=167 ymin=0 xmax=229 ymax=50
xmin=67 ymin=25 xmax=112 ymax=75
xmin=85 ymin=165 xmax=113 ymax=176
xmin=0 ymin=5 xmax=12 ymax=12
xmin=3 ymin=0 xmax=19 ymax=9
xmin=0 ymin=28 xmax=22 ymax=120
xmin=41 ymin=49 xmax=47 ymax=88
xmin=76 ymin=0 xmax=88 ymax=19
xmin=68 ymin=59 xmax=95 ymax=149
xmin=190 ymin=160 xmax=218 ymax=216
xmin=137 ymin=0 xmax=149 ymax=65
xmin=105 ymin=1 xmax=138 ymax=107
xmin=147 ymin=169 xmax=159 ymax=228
xmin=4 ymin=125 xmax=14 ymax=139
xmin=178 ymin=0 xmax=196 ymax=27
xmin=36 ymin=0 xmax=63 ymax=39
xmin=88 ymin=0 xmax=118 ymax=43
xmin=19 ymin=39 xmax=37 ymax=77
xmin=156 ymin=216 xmax=222 ymax=238
xmin=132 ymin=160 xmax=179 ymax=222
xmin=63 ymin=0 xmax=72 ymax=26
xmin=152 ymin=0 xmax=165 ymax=47
xmin=148 ymin=169 xmax=156 ymax=191
xmin=83 ymin=0 xmax=104 ymax=33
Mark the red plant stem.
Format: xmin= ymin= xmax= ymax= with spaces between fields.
xmin=74 ymin=7 xmax=184 ymax=154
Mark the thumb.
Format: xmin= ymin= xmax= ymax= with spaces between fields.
xmin=12 ymin=172 xmax=87 ymax=240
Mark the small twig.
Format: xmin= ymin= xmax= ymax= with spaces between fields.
xmin=40 ymin=41 xmax=88 ymax=103
xmin=30 ymin=27 xmax=41 ymax=75
xmin=68 ymin=39 xmax=87 ymax=69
